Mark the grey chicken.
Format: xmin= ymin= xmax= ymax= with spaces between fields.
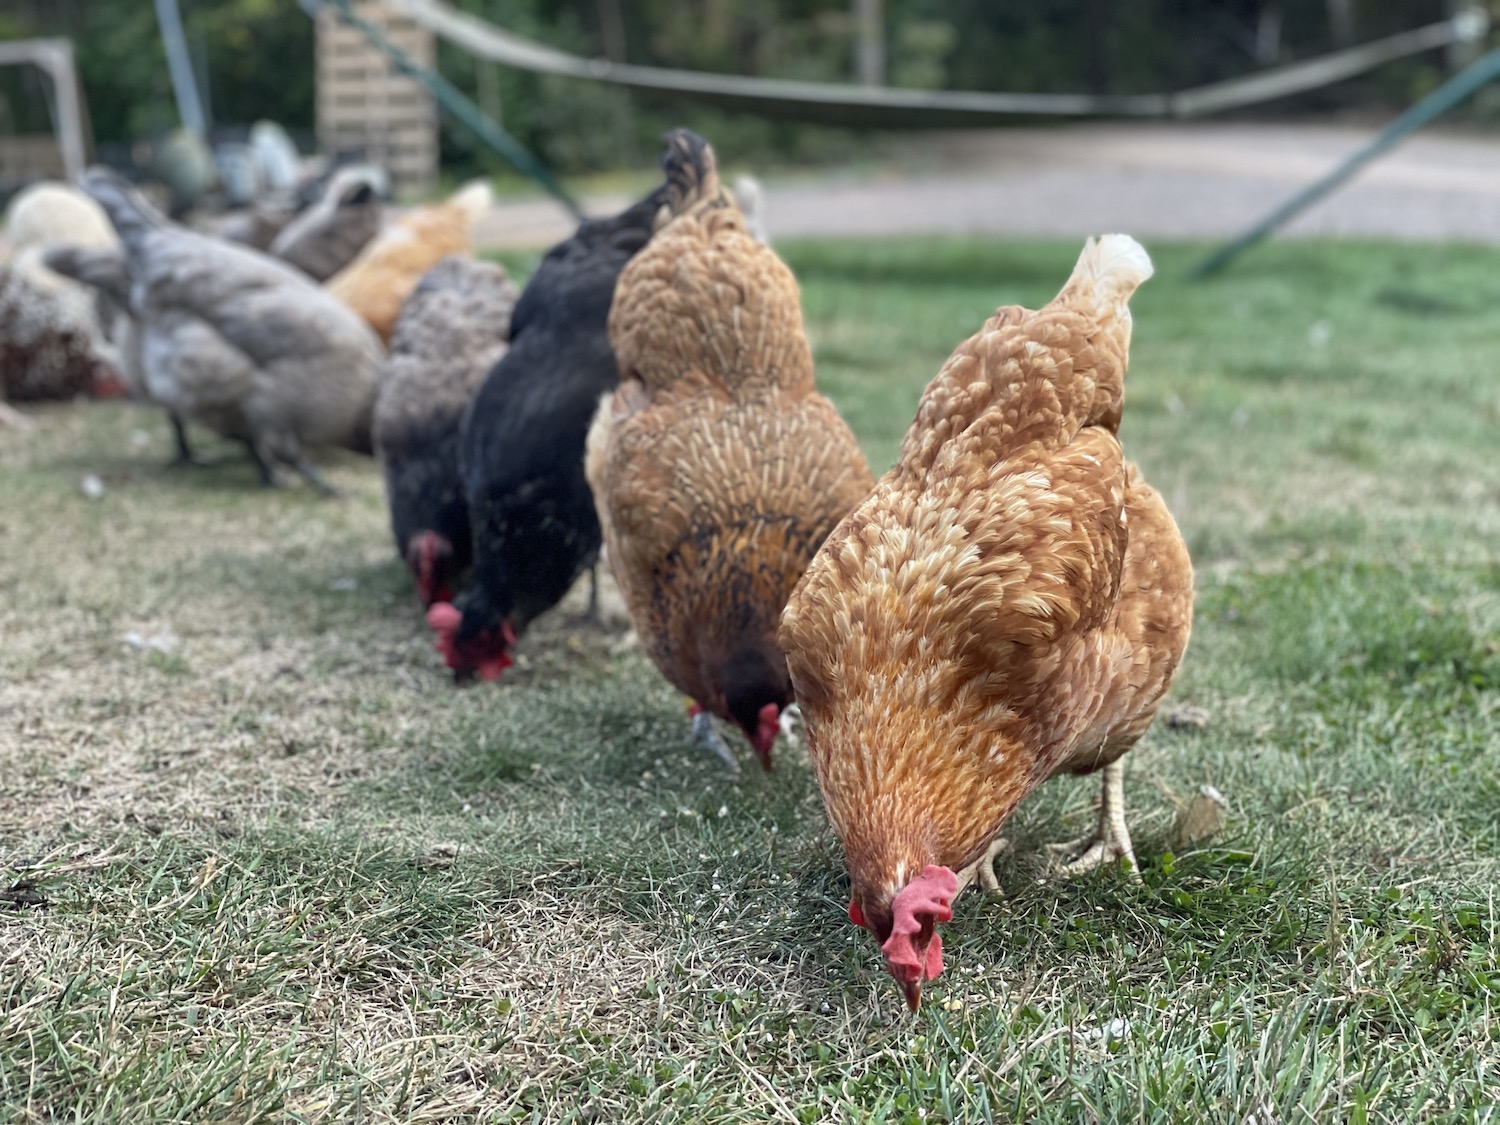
xmin=77 ymin=167 xmax=382 ymax=491
xmin=268 ymin=168 xmax=382 ymax=282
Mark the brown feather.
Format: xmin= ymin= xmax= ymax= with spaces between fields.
xmin=587 ymin=131 xmax=874 ymax=757
xmin=780 ymin=235 xmax=1193 ymax=911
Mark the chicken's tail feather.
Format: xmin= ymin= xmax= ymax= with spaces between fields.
xmin=43 ymin=244 xmax=132 ymax=306
xmin=77 ymin=168 xmax=165 ymax=254
xmin=733 ymin=175 xmax=769 ymax=244
xmin=661 ymin=129 xmax=720 ymax=218
xmin=448 ymin=179 xmax=494 ymax=227
xmin=1055 ymin=234 xmax=1153 ymax=329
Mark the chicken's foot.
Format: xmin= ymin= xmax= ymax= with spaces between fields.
xmin=291 ymin=454 xmax=341 ymax=498
xmin=585 ymin=563 xmax=601 ymax=624
xmin=690 ymin=709 xmax=740 ymax=776
xmin=953 ymin=837 xmax=1010 ymax=898
xmin=168 ymin=413 xmax=205 ymax=466
xmin=247 ymin=441 xmax=281 ymax=488
xmin=1046 ymin=759 xmax=1140 ymax=881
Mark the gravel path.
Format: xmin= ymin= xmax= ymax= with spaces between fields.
xmin=474 ymin=121 xmax=1500 ymax=250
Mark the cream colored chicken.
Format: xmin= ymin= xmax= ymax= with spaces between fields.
xmin=326 ymin=181 xmax=491 ymax=345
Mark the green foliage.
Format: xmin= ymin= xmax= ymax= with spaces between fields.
xmin=6 ymin=0 xmax=313 ymax=148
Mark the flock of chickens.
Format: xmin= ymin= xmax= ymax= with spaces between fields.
xmin=0 ymin=130 xmax=1194 ymax=1012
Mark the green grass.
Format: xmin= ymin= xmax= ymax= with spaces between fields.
xmin=2 ymin=238 xmax=1498 ymax=1122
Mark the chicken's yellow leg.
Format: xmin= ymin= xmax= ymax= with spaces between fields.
xmin=954 ymin=837 xmax=1010 ymax=898
xmin=1047 ymin=759 xmax=1140 ymax=881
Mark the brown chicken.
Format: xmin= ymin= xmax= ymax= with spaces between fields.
xmin=326 ymin=180 xmax=491 ymax=345
xmin=586 ymin=131 xmax=873 ymax=772
xmin=779 ymin=235 xmax=1193 ymax=1010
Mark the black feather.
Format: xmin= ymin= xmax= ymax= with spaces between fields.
xmin=450 ymin=179 xmax=669 ymax=653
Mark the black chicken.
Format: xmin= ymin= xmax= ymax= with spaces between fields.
xmin=426 ymin=181 xmax=668 ymax=680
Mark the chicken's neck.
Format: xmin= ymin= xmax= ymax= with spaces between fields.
xmin=842 ymin=813 xmax=943 ymax=927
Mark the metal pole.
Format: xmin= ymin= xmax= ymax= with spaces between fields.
xmin=1193 ymin=44 xmax=1500 ymax=278
xmin=153 ymin=0 xmax=207 ymax=135
xmin=43 ymin=41 xmax=86 ymax=181
xmin=853 ymin=0 xmax=884 ymax=87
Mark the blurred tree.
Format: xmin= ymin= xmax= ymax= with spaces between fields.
xmin=0 ymin=0 xmax=1462 ymax=178
xmin=2 ymin=0 xmax=312 ymax=146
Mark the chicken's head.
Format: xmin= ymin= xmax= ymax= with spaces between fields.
xmin=426 ymin=601 xmax=516 ymax=682
xmin=407 ymin=531 xmax=455 ymax=607
xmin=849 ymin=865 xmax=957 ymax=1012
xmin=721 ymin=647 xmax=793 ymax=771
xmin=89 ymin=364 xmax=129 ymax=400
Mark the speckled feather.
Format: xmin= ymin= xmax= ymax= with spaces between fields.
xmin=0 ymin=265 xmax=108 ymax=402
xmin=374 ymin=256 xmax=518 ymax=588
xmin=374 ymin=257 xmax=518 ymax=460
xmin=779 ymin=235 xmax=1193 ymax=910
xmin=587 ymin=131 xmax=874 ymax=737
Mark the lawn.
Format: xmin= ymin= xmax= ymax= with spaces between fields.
xmin=1 ymin=238 xmax=1497 ymax=1122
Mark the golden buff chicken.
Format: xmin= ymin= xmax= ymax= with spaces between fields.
xmin=779 ymin=235 xmax=1193 ymax=1011
xmin=326 ymin=180 xmax=491 ymax=345
xmin=586 ymin=130 xmax=873 ymax=773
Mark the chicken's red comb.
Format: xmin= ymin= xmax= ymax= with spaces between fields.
xmin=475 ymin=651 xmax=514 ymax=681
xmin=426 ymin=601 xmax=461 ymax=667
xmin=411 ymin=531 xmax=452 ymax=608
xmin=427 ymin=601 xmax=461 ymax=633
xmin=750 ymin=702 xmax=779 ymax=771
xmin=90 ymin=369 xmax=130 ymax=399
xmin=471 ymin=619 xmax=518 ymax=680
xmin=881 ymin=865 xmax=958 ymax=985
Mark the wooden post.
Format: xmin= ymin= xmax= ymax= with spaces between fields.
xmin=853 ymin=0 xmax=884 ymax=87
xmin=1446 ymin=1 xmax=1483 ymax=72
xmin=598 ymin=0 xmax=627 ymax=64
xmin=316 ymin=0 xmax=438 ymax=196
xmin=1255 ymin=4 xmax=1282 ymax=65
xmin=1326 ymin=0 xmax=1355 ymax=48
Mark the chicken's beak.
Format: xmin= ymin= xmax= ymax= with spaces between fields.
xmin=900 ymin=978 xmax=923 ymax=1013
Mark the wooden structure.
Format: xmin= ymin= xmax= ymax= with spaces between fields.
xmin=316 ymin=0 xmax=437 ymax=196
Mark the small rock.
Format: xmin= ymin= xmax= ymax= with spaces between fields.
xmin=1167 ymin=705 xmax=1211 ymax=731
xmin=1076 ymin=1016 xmax=1130 ymax=1043
xmin=80 ymin=474 xmax=105 ymax=500
xmin=414 ymin=843 xmax=461 ymax=871
xmin=329 ymin=576 xmax=358 ymax=592
xmin=122 ymin=630 xmax=180 ymax=656
xmin=1173 ymin=784 xmax=1228 ymax=849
